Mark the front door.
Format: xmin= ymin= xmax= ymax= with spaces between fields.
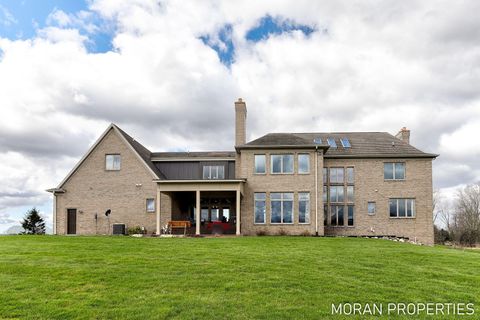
xmin=67 ymin=209 xmax=77 ymax=234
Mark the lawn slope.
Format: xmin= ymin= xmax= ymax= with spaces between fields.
xmin=0 ymin=236 xmax=478 ymax=319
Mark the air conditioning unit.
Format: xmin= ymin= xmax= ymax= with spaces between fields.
xmin=112 ymin=224 xmax=126 ymax=235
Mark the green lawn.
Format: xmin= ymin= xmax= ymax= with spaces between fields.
xmin=0 ymin=236 xmax=479 ymax=319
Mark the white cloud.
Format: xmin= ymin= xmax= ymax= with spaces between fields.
xmin=0 ymin=0 xmax=479 ymax=221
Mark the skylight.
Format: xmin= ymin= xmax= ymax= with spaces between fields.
xmin=313 ymin=137 xmax=322 ymax=144
xmin=340 ymin=138 xmax=351 ymax=148
xmin=327 ymin=138 xmax=337 ymax=148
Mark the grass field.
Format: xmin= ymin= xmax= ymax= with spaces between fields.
xmin=0 ymin=236 xmax=479 ymax=319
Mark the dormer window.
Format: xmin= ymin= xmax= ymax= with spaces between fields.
xmin=106 ymin=154 xmax=121 ymax=171
xmin=203 ymin=165 xmax=225 ymax=179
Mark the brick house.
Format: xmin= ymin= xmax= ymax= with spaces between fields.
xmin=47 ymin=99 xmax=438 ymax=244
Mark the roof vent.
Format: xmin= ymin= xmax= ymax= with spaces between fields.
xmin=392 ymin=141 xmax=395 ymax=147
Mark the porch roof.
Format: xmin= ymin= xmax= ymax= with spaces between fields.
xmin=154 ymin=179 xmax=245 ymax=193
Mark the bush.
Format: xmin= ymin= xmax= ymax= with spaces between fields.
xmin=434 ymin=226 xmax=451 ymax=244
xmin=256 ymin=229 xmax=267 ymax=236
xmin=458 ymin=230 xmax=480 ymax=247
xmin=276 ymin=228 xmax=287 ymax=236
xmin=300 ymin=230 xmax=311 ymax=237
xmin=128 ymin=226 xmax=145 ymax=235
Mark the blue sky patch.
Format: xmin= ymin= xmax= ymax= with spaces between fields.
xmin=246 ymin=15 xmax=315 ymax=42
xmin=199 ymin=24 xmax=234 ymax=67
xmin=0 ymin=0 xmax=113 ymax=53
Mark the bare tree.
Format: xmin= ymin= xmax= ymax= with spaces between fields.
xmin=453 ymin=184 xmax=480 ymax=246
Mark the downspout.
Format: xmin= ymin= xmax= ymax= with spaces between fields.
xmin=53 ymin=193 xmax=57 ymax=235
xmin=315 ymin=146 xmax=318 ymax=236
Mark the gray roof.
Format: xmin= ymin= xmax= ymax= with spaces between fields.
xmin=242 ymin=132 xmax=438 ymax=158
xmin=151 ymin=151 xmax=235 ymax=158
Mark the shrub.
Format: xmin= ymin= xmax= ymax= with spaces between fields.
xmin=458 ymin=230 xmax=480 ymax=247
xmin=434 ymin=226 xmax=451 ymax=244
xmin=128 ymin=226 xmax=145 ymax=235
xmin=300 ymin=230 xmax=311 ymax=237
xmin=256 ymin=229 xmax=267 ymax=236
xmin=276 ymin=228 xmax=287 ymax=236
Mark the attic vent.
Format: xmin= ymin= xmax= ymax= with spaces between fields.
xmin=327 ymin=138 xmax=337 ymax=148
xmin=313 ymin=137 xmax=322 ymax=144
xmin=112 ymin=224 xmax=126 ymax=235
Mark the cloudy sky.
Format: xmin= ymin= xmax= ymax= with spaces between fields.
xmin=1 ymin=0 xmax=479 ymax=232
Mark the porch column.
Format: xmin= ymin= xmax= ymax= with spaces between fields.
xmin=52 ymin=193 xmax=57 ymax=235
xmin=236 ymin=189 xmax=241 ymax=235
xmin=196 ymin=190 xmax=201 ymax=235
xmin=156 ymin=188 xmax=161 ymax=235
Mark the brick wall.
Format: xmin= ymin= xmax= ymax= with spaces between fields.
xmin=55 ymin=128 xmax=171 ymax=235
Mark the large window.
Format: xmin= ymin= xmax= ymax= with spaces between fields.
xmin=254 ymin=193 xmax=266 ymax=224
xmin=329 ymin=186 xmax=344 ymax=202
xmin=330 ymin=205 xmax=344 ymax=226
xmin=105 ymin=154 xmax=121 ymax=171
xmin=298 ymin=192 xmax=310 ymax=223
xmin=347 ymin=205 xmax=354 ymax=226
xmin=254 ymin=155 xmax=266 ymax=174
xmin=203 ymin=165 xmax=225 ymax=179
xmin=271 ymin=193 xmax=293 ymax=223
xmin=324 ymin=166 xmax=355 ymax=227
xmin=298 ymin=154 xmax=310 ymax=174
xmin=389 ymin=198 xmax=415 ymax=218
xmin=271 ymin=155 xmax=294 ymax=174
xmin=384 ymin=162 xmax=405 ymax=180
xmin=146 ymin=198 xmax=155 ymax=212
xmin=329 ymin=168 xmax=344 ymax=183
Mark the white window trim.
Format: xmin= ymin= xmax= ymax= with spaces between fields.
xmin=389 ymin=198 xmax=416 ymax=218
xmin=270 ymin=154 xmax=294 ymax=175
xmin=203 ymin=165 xmax=225 ymax=179
xmin=384 ymin=162 xmax=406 ymax=181
xmin=254 ymin=154 xmax=267 ymax=175
xmin=298 ymin=154 xmax=310 ymax=174
xmin=270 ymin=192 xmax=294 ymax=224
xmin=254 ymin=193 xmax=267 ymax=225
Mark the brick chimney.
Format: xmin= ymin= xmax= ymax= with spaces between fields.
xmin=395 ymin=127 xmax=410 ymax=144
xmin=235 ymin=98 xmax=247 ymax=146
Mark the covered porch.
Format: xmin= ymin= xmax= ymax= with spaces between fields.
xmin=155 ymin=180 xmax=245 ymax=236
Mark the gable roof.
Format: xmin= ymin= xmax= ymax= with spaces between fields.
xmin=151 ymin=151 xmax=235 ymax=159
xmin=240 ymin=132 xmax=438 ymax=158
xmin=53 ymin=124 xmax=161 ymax=190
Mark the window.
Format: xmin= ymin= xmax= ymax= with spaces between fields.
xmin=347 ymin=167 xmax=354 ymax=184
xmin=389 ymin=198 xmax=415 ymax=218
xmin=146 ymin=198 xmax=155 ymax=212
xmin=327 ymin=137 xmax=337 ymax=148
xmin=329 ymin=168 xmax=344 ymax=183
xmin=323 ymin=168 xmax=328 ymax=184
xmin=203 ymin=165 xmax=225 ymax=179
xmin=330 ymin=205 xmax=344 ymax=226
xmin=340 ymin=138 xmax=351 ymax=148
xmin=298 ymin=192 xmax=310 ymax=223
xmin=222 ymin=208 xmax=230 ymax=222
xmin=201 ymin=208 xmax=209 ymax=221
xmin=254 ymin=155 xmax=266 ymax=174
xmin=271 ymin=155 xmax=294 ymax=174
xmin=384 ymin=162 xmax=405 ymax=180
xmin=368 ymin=202 xmax=376 ymax=215
xmin=270 ymin=193 xmax=293 ymax=224
xmin=254 ymin=193 xmax=266 ymax=224
xmin=105 ymin=154 xmax=121 ymax=170
xmin=211 ymin=208 xmax=219 ymax=221
xmin=324 ymin=205 xmax=328 ymax=226
xmin=314 ymin=137 xmax=322 ymax=144
xmin=347 ymin=205 xmax=354 ymax=226
xmin=298 ymin=154 xmax=310 ymax=174
xmin=329 ymin=186 xmax=344 ymax=202
xmin=347 ymin=186 xmax=354 ymax=202
xmin=323 ymin=186 xmax=328 ymax=202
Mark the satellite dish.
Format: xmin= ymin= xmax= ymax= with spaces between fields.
xmin=105 ymin=209 xmax=111 ymax=217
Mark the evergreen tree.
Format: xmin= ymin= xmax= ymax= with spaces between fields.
xmin=21 ymin=208 xmax=46 ymax=234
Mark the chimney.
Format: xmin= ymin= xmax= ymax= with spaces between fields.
xmin=395 ymin=127 xmax=410 ymax=144
xmin=235 ymin=98 xmax=247 ymax=146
